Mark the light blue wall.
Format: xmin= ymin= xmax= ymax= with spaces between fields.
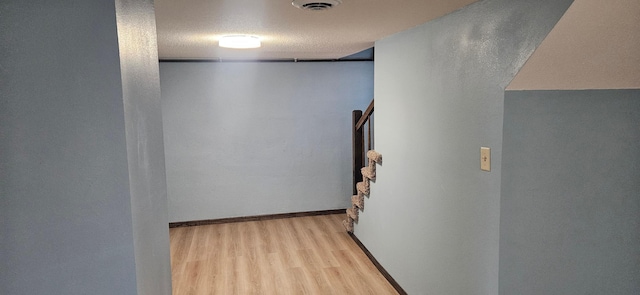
xmin=500 ymin=89 xmax=640 ymax=295
xmin=0 ymin=1 xmax=170 ymax=294
xmin=0 ymin=2 xmax=137 ymax=294
xmin=359 ymin=0 xmax=573 ymax=293
xmin=160 ymin=61 xmax=373 ymax=222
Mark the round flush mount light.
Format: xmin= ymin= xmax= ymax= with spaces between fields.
xmin=292 ymin=0 xmax=342 ymax=11
xmin=219 ymin=35 xmax=261 ymax=49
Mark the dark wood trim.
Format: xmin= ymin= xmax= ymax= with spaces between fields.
xmin=159 ymin=58 xmax=373 ymax=63
xmin=348 ymin=232 xmax=408 ymax=295
xmin=169 ymin=209 xmax=346 ymax=228
xmin=355 ymin=99 xmax=375 ymax=130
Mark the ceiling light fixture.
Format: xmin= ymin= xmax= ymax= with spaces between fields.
xmin=292 ymin=0 xmax=342 ymax=11
xmin=219 ymin=35 xmax=261 ymax=49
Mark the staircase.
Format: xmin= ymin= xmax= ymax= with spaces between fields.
xmin=343 ymin=150 xmax=382 ymax=232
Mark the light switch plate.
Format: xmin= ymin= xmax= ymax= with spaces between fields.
xmin=481 ymin=147 xmax=491 ymax=171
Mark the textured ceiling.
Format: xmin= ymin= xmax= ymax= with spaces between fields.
xmin=154 ymin=0 xmax=477 ymax=60
xmin=507 ymin=0 xmax=640 ymax=90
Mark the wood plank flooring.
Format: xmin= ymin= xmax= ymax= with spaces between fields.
xmin=170 ymin=213 xmax=398 ymax=295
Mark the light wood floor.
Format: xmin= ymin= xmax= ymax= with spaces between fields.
xmin=170 ymin=213 xmax=398 ymax=295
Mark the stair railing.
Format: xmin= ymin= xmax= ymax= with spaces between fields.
xmin=352 ymin=99 xmax=374 ymax=195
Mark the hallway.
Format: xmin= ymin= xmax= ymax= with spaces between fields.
xmin=170 ymin=214 xmax=398 ymax=294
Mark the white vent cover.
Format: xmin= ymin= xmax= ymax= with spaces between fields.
xmin=292 ymin=0 xmax=342 ymax=11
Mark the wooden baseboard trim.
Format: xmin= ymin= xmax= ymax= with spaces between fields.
xmin=348 ymin=232 xmax=408 ymax=295
xmin=169 ymin=209 xmax=346 ymax=228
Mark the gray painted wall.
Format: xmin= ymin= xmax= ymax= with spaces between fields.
xmin=359 ymin=0 xmax=573 ymax=293
xmin=500 ymin=89 xmax=640 ymax=295
xmin=115 ymin=1 xmax=172 ymax=294
xmin=160 ymin=62 xmax=373 ymax=222
xmin=1 ymin=1 xmax=171 ymax=294
xmin=0 ymin=2 xmax=137 ymax=294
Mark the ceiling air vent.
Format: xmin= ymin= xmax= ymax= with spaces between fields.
xmin=292 ymin=0 xmax=342 ymax=11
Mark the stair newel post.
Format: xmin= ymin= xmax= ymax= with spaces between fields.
xmin=367 ymin=118 xmax=372 ymax=151
xmin=352 ymin=110 xmax=364 ymax=195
